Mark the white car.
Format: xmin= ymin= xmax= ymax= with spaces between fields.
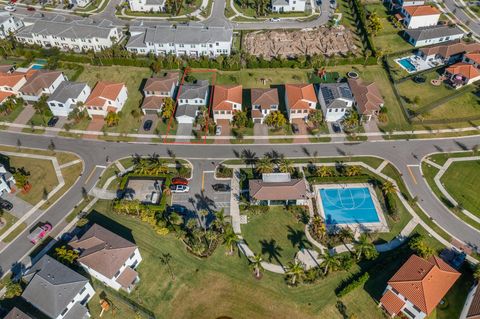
xmin=170 ymin=184 xmax=190 ymax=193
xmin=215 ymin=126 xmax=222 ymax=136
xmin=270 ymin=17 xmax=280 ymax=22
xmin=4 ymin=5 xmax=16 ymax=11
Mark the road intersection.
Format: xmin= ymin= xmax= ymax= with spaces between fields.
xmin=0 ymin=131 xmax=479 ymax=277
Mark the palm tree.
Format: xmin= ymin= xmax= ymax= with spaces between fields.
xmin=278 ymin=159 xmax=295 ymax=174
xmin=256 ymin=157 xmax=274 ymax=174
xmin=212 ymin=209 xmax=229 ymax=233
xmin=311 ymin=216 xmax=326 ymax=240
xmin=354 ymin=234 xmax=378 ymax=261
xmin=223 ymin=227 xmax=239 ymax=255
xmin=285 ymin=261 xmax=304 ymax=285
xmin=320 ymin=253 xmax=340 ymax=275
xmin=198 ymin=209 xmax=209 ymax=234
xmin=205 ymin=230 xmax=218 ymax=250
xmin=381 ymin=181 xmax=397 ymax=195
xmin=250 ymin=254 xmax=264 ymax=278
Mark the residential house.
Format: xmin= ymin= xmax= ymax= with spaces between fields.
xmin=126 ymin=23 xmax=233 ymax=58
xmin=15 ymin=17 xmax=122 ymax=52
xmin=445 ymin=62 xmax=480 ymax=88
xmin=4 ymin=307 xmax=33 ymax=319
xmin=47 ymin=81 xmax=91 ymax=117
xmin=463 ymin=52 xmax=480 ymax=68
xmin=249 ymin=173 xmax=308 ymax=206
xmin=398 ymin=5 xmax=441 ymax=29
xmin=404 ymin=25 xmax=464 ymax=47
xmin=460 ymin=284 xmax=480 ymax=319
xmin=0 ymin=163 xmax=15 ymax=195
xmin=84 ymin=81 xmax=128 ymax=117
xmin=19 ymin=70 xmax=66 ymax=102
xmin=379 ymin=254 xmax=460 ymax=319
xmin=271 ymin=0 xmax=306 ymax=12
xmin=0 ymin=72 xmax=27 ymax=95
xmin=417 ymin=40 xmax=480 ymax=64
xmin=251 ymin=88 xmax=279 ymax=124
xmin=69 ymin=0 xmax=92 ymax=7
xmin=386 ymin=0 xmax=424 ymax=11
xmin=141 ymin=72 xmax=179 ymax=115
xmin=0 ymin=12 xmax=24 ymax=39
xmin=317 ymin=83 xmax=354 ymax=122
xmin=70 ymin=223 xmax=142 ymax=293
xmin=212 ymin=84 xmax=242 ymax=123
xmin=284 ymin=84 xmax=317 ymax=123
xmin=175 ymin=80 xmax=209 ymax=124
xmin=22 ymin=255 xmax=95 ymax=319
xmin=347 ymin=78 xmax=384 ymax=121
xmin=128 ymin=0 xmax=165 ymax=12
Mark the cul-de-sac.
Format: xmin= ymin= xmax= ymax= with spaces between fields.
xmin=0 ymin=0 xmax=479 ymax=317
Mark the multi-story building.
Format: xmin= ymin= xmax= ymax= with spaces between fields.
xmin=19 ymin=70 xmax=66 ymax=102
xmin=347 ymin=78 xmax=384 ymax=121
xmin=15 ymin=17 xmax=122 ymax=52
xmin=128 ymin=0 xmax=165 ymax=12
xmin=317 ymin=83 xmax=354 ymax=122
xmin=126 ymin=23 xmax=233 ymax=58
xmin=0 ymin=12 xmax=24 ymax=39
xmin=404 ymin=26 xmax=464 ymax=47
xmin=176 ymin=80 xmax=209 ymax=124
xmin=398 ymin=5 xmax=441 ymax=29
xmin=84 ymin=81 xmax=128 ymax=117
xmin=271 ymin=0 xmax=306 ymax=12
xmin=70 ymin=223 xmax=142 ymax=293
xmin=47 ymin=81 xmax=91 ymax=117
xmin=284 ymin=84 xmax=317 ymax=123
xmin=251 ymin=88 xmax=279 ymax=124
xmin=0 ymin=163 xmax=15 ymax=195
xmin=212 ymin=84 xmax=242 ymax=123
xmin=141 ymin=72 xmax=179 ymax=114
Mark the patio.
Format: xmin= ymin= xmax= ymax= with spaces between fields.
xmin=123 ymin=178 xmax=163 ymax=204
xmin=395 ymin=55 xmax=443 ymax=74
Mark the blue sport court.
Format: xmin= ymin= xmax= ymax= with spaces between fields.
xmin=319 ymin=187 xmax=380 ymax=225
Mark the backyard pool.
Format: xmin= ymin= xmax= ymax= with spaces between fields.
xmin=30 ymin=64 xmax=45 ymax=70
xmin=396 ymin=58 xmax=417 ymax=73
xmin=318 ymin=186 xmax=380 ymax=225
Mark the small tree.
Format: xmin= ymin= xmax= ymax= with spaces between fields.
xmin=232 ymin=110 xmax=248 ymax=129
xmin=250 ymin=254 xmax=264 ymax=278
xmin=285 ymin=261 xmax=304 ymax=285
xmin=161 ymin=97 xmax=175 ymax=120
xmin=409 ymin=234 xmax=435 ymax=258
xmin=54 ymin=245 xmax=79 ymax=265
xmin=366 ymin=11 xmax=383 ymax=36
xmin=223 ymin=227 xmax=239 ymax=255
xmin=48 ymin=139 xmax=56 ymax=153
xmin=4 ymin=277 xmax=22 ymax=298
xmin=105 ymin=111 xmax=120 ymax=127
xmin=307 ymin=109 xmax=323 ymax=128
xmin=264 ymin=111 xmax=287 ymax=130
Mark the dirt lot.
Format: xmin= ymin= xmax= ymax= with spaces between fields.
xmin=243 ymin=27 xmax=358 ymax=59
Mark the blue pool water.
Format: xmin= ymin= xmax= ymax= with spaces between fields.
xmin=30 ymin=64 xmax=45 ymax=70
xmin=319 ymin=187 xmax=380 ymax=225
xmin=397 ymin=58 xmax=417 ymax=73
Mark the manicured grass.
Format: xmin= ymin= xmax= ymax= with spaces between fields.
xmin=2 ymin=222 xmax=26 ymax=243
xmin=156 ymin=118 xmax=178 ymax=136
xmin=28 ymin=113 xmax=51 ymax=127
xmin=0 ymin=104 xmax=24 ymax=123
xmin=376 ymin=192 xmax=412 ymax=243
xmin=21 ymin=127 xmax=46 ymax=134
xmin=40 ymin=162 xmax=83 ymax=210
xmin=0 ymin=212 xmax=18 ymax=236
xmin=66 ymin=117 xmax=91 ymax=131
xmin=428 ymin=151 xmax=479 ymax=167
xmin=56 ymin=152 xmax=80 ymax=166
xmin=440 ymin=160 xmax=480 ymax=216
xmin=97 ymin=165 xmax=120 ymax=189
xmin=77 ymin=65 xmax=152 ymax=134
xmin=241 ymin=206 xmax=312 ymax=266
xmin=420 ymin=90 xmax=480 ymax=121
xmin=85 ymin=200 xmax=389 ymax=319
xmin=213 ymin=68 xmax=310 ymax=88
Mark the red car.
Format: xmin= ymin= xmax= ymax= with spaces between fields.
xmin=27 ymin=223 xmax=52 ymax=244
xmin=26 ymin=6 xmax=35 ymax=11
xmin=171 ymin=177 xmax=188 ymax=186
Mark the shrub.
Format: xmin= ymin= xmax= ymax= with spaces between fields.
xmin=336 ymin=272 xmax=370 ymax=297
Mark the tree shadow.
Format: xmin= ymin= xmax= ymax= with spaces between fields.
xmin=287 ymin=226 xmax=309 ymax=250
xmin=260 ymin=239 xmax=284 ymax=267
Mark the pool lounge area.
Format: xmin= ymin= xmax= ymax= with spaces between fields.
xmin=314 ymin=183 xmax=389 ymax=233
xmin=395 ymin=55 xmax=442 ymax=74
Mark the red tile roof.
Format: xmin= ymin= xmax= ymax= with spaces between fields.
xmin=380 ymin=289 xmax=405 ymax=316
xmin=212 ymin=85 xmax=242 ymax=111
xmin=0 ymin=91 xmax=14 ymax=103
xmin=387 ymin=255 xmax=460 ymax=315
xmin=144 ymin=72 xmax=178 ymax=93
xmin=420 ymin=41 xmax=480 ymax=59
xmin=285 ymin=84 xmax=317 ymax=110
xmin=251 ymin=88 xmax=279 ymax=110
xmin=347 ymin=78 xmax=384 ymax=116
xmin=404 ymin=5 xmax=440 ymax=16
xmin=85 ymin=81 xmax=125 ymax=108
xmin=446 ymin=62 xmax=480 ymax=80
xmin=467 ymin=285 xmax=480 ymax=319
xmin=0 ymin=73 xmax=25 ymax=87
xmin=465 ymin=52 xmax=480 ymax=65
xmin=141 ymin=95 xmax=164 ymax=110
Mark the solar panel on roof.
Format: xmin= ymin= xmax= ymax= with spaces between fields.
xmin=339 ymin=86 xmax=352 ymax=99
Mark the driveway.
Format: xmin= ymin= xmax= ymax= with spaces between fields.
xmin=253 ymin=123 xmax=268 ymax=144
xmin=215 ymin=119 xmax=231 ymax=144
xmin=327 ymin=122 xmax=345 ymax=143
xmin=291 ymin=118 xmax=309 ymax=143
xmin=45 ymin=116 xmax=69 ymax=137
xmin=175 ymin=123 xmax=193 ymax=142
xmin=9 ymin=105 xmax=35 ymax=132
xmin=1 ymin=192 xmax=38 ymax=219
xmin=138 ymin=114 xmax=158 ymax=135
xmin=364 ymin=120 xmax=382 ymax=141
xmin=83 ymin=116 xmax=104 ymax=139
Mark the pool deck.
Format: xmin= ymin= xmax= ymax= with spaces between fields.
xmin=395 ymin=55 xmax=443 ymax=74
xmin=313 ymin=183 xmax=389 ymax=234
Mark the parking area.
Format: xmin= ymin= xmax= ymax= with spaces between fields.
xmin=215 ymin=119 xmax=231 ymax=144
xmin=254 ymin=123 xmax=268 ymax=144
xmin=291 ymin=118 xmax=309 ymax=143
xmin=1 ymin=192 xmax=37 ymax=219
xmin=124 ymin=178 xmax=162 ymax=204
xmin=138 ymin=114 xmax=158 ymax=134
xmin=175 ymin=123 xmax=193 ymax=142
xmin=83 ymin=116 xmax=104 ymax=139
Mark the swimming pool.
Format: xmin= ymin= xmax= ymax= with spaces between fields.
xmin=397 ymin=58 xmax=417 ymax=73
xmin=319 ymin=187 xmax=380 ymax=225
xmin=30 ymin=64 xmax=44 ymax=70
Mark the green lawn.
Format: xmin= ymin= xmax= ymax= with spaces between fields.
xmin=441 ymin=160 xmax=480 ymax=216
xmin=420 ymin=90 xmax=480 ymax=121
xmin=0 ymin=212 xmax=18 ymax=236
xmin=213 ymin=68 xmax=310 ymax=88
xmin=96 ymin=165 xmax=120 ymax=189
xmin=241 ymin=206 xmax=312 ymax=266
xmin=40 ymin=162 xmax=83 ymax=210
xmin=84 ymin=200 xmax=391 ymax=319
xmin=77 ymin=65 xmax=152 ymax=134
xmin=0 ymin=104 xmax=25 ymax=123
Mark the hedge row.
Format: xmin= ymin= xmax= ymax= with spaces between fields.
xmin=349 ymin=0 xmax=376 ymax=55
xmin=336 ymin=272 xmax=370 ymax=297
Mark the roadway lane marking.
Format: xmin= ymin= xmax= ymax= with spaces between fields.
xmin=202 ymin=171 xmax=205 ymax=191
xmin=407 ymin=166 xmax=418 ymax=185
xmin=407 ymin=164 xmax=420 ymax=167
xmin=85 ymin=166 xmax=101 ymax=184
xmin=96 ymin=165 xmax=107 ymax=169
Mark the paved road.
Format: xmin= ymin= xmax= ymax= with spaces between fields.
xmin=0 ymin=132 xmax=479 ymax=275
xmin=442 ymin=0 xmax=480 ymax=37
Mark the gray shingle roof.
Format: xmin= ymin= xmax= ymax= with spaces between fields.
xmin=47 ymin=81 xmax=88 ymax=104
xmin=63 ymin=301 xmax=89 ymax=319
xmin=405 ymin=25 xmax=464 ymax=42
xmin=176 ymin=104 xmax=200 ymax=118
xmin=178 ymin=80 xmax=209 ymax=100
xmin=22 ymin=255 xmax=89 ymax=319
xmin=272 ymin=0 xmax=289 ymax=5
xmin=126 ymin=23 xmax=233 ymax=48
xmin=0 ymin=11 xmax=13 ymax=24
xmin=4 ymin=307 xmax=33 ymax=319
xmin=16 ymin=18 xmax=118 ymax=40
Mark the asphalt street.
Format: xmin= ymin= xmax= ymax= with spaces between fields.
xmin=0 ymin=132 xmax=479 ymax=277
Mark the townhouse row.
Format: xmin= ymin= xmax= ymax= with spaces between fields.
xmin=4 ymin=223 xmax=143 ymax=319
xmin=0 ymin=12 xmax=233 ymax=57
xmin=137 ymin=71 xmax=385 ymax=125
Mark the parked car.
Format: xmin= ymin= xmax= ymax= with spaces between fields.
xmin=172 ymin=177 xmax=188 ymax=186
xmin=215 ymin=126 xmax=222 ymax=136
xmin=47 ymin=116 xmax=59 ymax=127
xmin=270 ymin=17 xmax=280 ymax=22
xmin=332 ymin=122 xmax=342 ymax=133
xmin=4 ymin=5 xmax=15 ymax=11
xmin=212 ymin=183 xmax=230 ymax=192
xmin=27 ymin=223 xmax=52 ymax=244
xmin=66 ymin=3 xmax=74 ymax=9
xmin=26 ymin=6 xmax=35 ymax=11
xmin=143 ymin=119 xmax=153 ymax=131
xmin=292 ymin=123 xmax=299 ymax=134
xmin=0 ymin=199 xmax=13 ymax=211
xmin=170 ymin=184 xmax=190 ymax=193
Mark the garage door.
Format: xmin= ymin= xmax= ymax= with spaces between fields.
xmin=177 ymin=116 xmax=195 ymax=124
xmin=144 ymin=109 xmax=159 ymax=115
xmin=254 ymin=118 xmax=262 ymax=124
